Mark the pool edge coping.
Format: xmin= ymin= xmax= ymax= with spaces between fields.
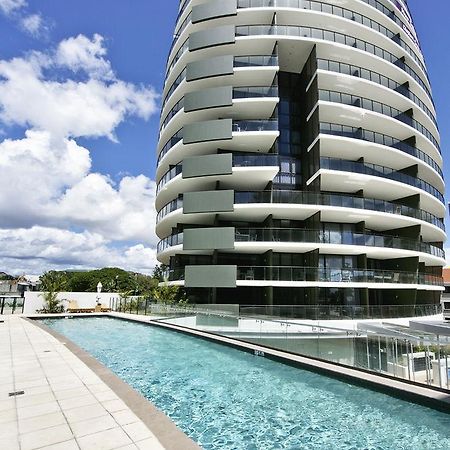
xmin=106 ymin=312 xmax=450 ymax=413
xmin=23 ymin=316 xmax=202 ymax=450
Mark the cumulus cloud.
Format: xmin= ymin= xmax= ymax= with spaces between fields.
xmin=0 ymin=0 xmax=26 ymax=15
xmin=20 ymin=13 xmax=45 ymax=37
xmin=56 ymin=34 xmax=114 ymax=80
xmin=0 ymin=34 xmax=160 ymax=274
xmin=0 ymin=227 xmax=158 ymax=275
xmin=0 ymin=40 xmax=157 ymax=140
xmin=55 ymin=174 xmax=158 ymax=243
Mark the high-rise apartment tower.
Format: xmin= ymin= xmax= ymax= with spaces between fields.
xmin=155 ymin=0 xmax=445 ymax=307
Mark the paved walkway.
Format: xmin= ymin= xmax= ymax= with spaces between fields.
xmin=0 ymin=315 xmax=165 ymax=450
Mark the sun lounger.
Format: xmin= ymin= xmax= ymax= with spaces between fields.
xmin=67 ymin=300 xmax=95 ymax=313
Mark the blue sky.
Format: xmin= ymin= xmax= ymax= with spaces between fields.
xmin=0 ymin=0 xmax=448 ymax=275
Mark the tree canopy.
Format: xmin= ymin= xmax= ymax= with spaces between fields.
xmin=39 ymin=267 xmax=160 ymax=294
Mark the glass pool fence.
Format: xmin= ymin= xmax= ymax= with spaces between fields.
xmin=110 ymin=299 xmax=442 ymax=321
xmin=109 ymin=299 xmax=450 ymax=390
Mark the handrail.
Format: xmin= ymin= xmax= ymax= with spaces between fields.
xmin=156 ymin=190 xmax=445 ymax=230
xmin=168 ymin=265 xmax=443 ymax=285
xmin=319 ymin=122 xmax=443 ymax=179
xmin=320 ymin=157 xmax=444 ymax=204
xmin=235 ymin=25 xmax=432 ymax=103
xmin=235 ymin=0 xmax=426 ymax=77
xmin=317 ymin=59 xmax=437 ymax=129
xmin=318 ymin=89 xmax=440 ymax=152
xmin=157 ymin=228 xmax=445 ymax=258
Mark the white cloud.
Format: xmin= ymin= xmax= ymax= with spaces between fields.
xmin=0 ymin=130 xmax=91 ymax=228
xmin=55 ymin=174 xmax=158 ymax=244
xmin=0 ymin=34 xmax=160 ymax=275
xmin=56 ymin=34 xmax=113 ymax=80
xmin=20 ymin=13 xmax=45 ymax=37
xmin=0 ymin=39 xmax=158 ymax=140
xmin=0 ymin=227 xmax=158 ymax=275
xmin=0 ymin=0 xmax=26 ymax=15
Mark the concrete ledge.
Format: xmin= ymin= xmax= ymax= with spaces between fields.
xmin=26 ymin=316 xmax=201 ymax=450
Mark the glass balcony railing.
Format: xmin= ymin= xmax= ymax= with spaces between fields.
xmin=233 ymin=119 xmax=279 ymax=132
xmin=318 ymin=90 xmax=440 ymax=152
xmin=232 ymin=154 xmax=279 ymax=167
xmin=160 ymin=86 xmax=278 ymax=135
xmin=319 ymin=122 xmax=443 ymax=179
xmin=158 ymin=228 xmax=445 ymax=258
xmin=236 ymin=0 xmax=426 ymax=77
xmin=177 ymin=0 xmax=190 ymax=18
xmin=168 ymin=266 xmax=443 ymax=286
xmin=320 ymin=157 xmax=444 ymax=204
xmin=166 ymin=38 xmax=189 ymax=80
xmin=163 ymin=68 xmax=186 ymax=108
xmin=163 ymin=55 xmax=278 ymax=109
xmin=317 ymin=59 xmax=437 ymax=129
xmin=235 ymin=228 xmax=445 ymax=258
xmin=235 ymin=25 xmax=432 ymax=103
xmin=157 ymin=129 xmax=182 ymax=164
xmin=234 ymin=190 xmax=445 ymax=230
xmin=157 ymin=189 xmax=445 ymax=230
xmin=233 ymin=55 xmax=279 ymax=67
xmin=236 ymin=266 xmax=443 ymax=285
xmin=156 ymin=165 xmax=183 ymax=194
xmin=157 ymin=232 xmax=184 ymax=253
xmin=170 ymin=12 xmax=191 ymax=54
xmin=173 ymin=0 xmax=421 ymax=60
xmin=160 ymin=98 xmax=184 ymax=133
xmin=158 ymin=119 xmax=278 ymax=166
xmin=233 ymin=85 xmax=279 ymax=98
xmin=360 ymin=0 xmax=421 ymax=54
xmin=157 ymin=154 xmax=280 ymax=194
xmin=156 ymin=197 xmax=183 ymax=223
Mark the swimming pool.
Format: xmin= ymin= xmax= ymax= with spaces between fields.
xmin=42 ymin=317 xmax=450 ymax=450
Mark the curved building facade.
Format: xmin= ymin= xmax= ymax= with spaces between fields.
xmin=155 ymin=0 xmax=446 ymax=306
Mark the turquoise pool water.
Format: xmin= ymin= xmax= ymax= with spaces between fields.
xmin=42 ymin=317 xmax=450 ymax=450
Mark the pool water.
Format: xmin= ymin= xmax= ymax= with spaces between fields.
xmin=42 ymin=317 xmax=450 ymax=450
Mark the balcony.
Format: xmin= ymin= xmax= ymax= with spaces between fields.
xmin=160 ymin=85 xmax=278 ymax=136
xmin=157 ymin=228 xmax=445 ymax=259
xmin=235 ymin=25 xmax=431 ymax=102
xmin=318 ymin=90 xmax=439 ymax=153
xmin=234 ymin=190 xmax=445 ymax=230
xmin=319 ymin=157 xmax=444 ymax=205
xmin=235 ymin=0 xmax=426 ymax=77
xmin=317 ymin=59 xmax=436 ymax=129
xmin=162 ymin=54 xmax=279 ymax=115
xmin=319 ymin=122 xmax=443 ymax=180
xmin=156 ymin=189 xmax=445 ymax=237
xmin=168 ymin=266 xmax=443 ymax=286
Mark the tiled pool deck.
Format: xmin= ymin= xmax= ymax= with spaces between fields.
xmin=2 ymin=312 xmax=450 ymax=449
xmin=0 ymin=315 xmax=200 ymax=450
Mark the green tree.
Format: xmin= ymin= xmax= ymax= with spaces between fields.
xmin=66 ymin=268 xmax=135 ymax=292
xmin=134 ymin=273 xmax=158 ymax=296
xmin=39 ymin=268 xmax=159 ymax=295
xmin=40 ymin=271 xmax=68 ymax=292
xmin=39 ymin=291 xmax=64 ymax=313
xmin=152 ymin=264 xmax=168 ymax=282
xmin=152 ymin=283 xmax=187 ymax=305
xmin=39 ymin=271 xmax=66 ymax=313
xmin=67 ymin=271 xmax=95 ymax=292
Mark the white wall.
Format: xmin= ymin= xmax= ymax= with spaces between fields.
xmin=24 ymin=291 xmax=121 ymax=314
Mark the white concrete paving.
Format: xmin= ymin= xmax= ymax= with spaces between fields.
xmin=0 ymin=315 xmax=165 ymax=450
